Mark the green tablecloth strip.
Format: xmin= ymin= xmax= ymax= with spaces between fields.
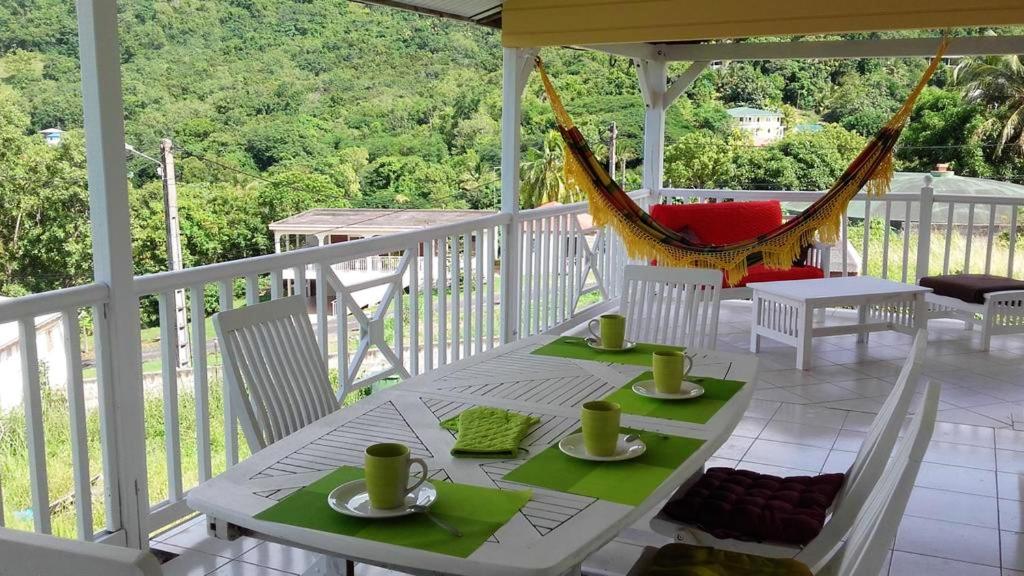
xmin=503 ymin=428 xmax=704 ymax=506
xmin=604 ymin=372 xmax=746 ymax=425
xmin=530 ymin=336 xmax=684 ymax=366
xmin=254 ymin=466 xmax=531 ymax=558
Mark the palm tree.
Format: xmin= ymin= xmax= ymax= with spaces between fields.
xmin=519 ymin=130 xmax=584 ymax=208
xmin=954 ymin=54 xmax=1024 ymax=156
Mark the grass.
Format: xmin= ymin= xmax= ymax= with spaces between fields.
xmin=845 ymin=220 xmax=1024 ymax=280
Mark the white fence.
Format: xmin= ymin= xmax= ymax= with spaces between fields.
xmin=660 ymin=179 xmax=1024 ymax=283
xmin=1 ymin=182 xmax=1019 ymax=543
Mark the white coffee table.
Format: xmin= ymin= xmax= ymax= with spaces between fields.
xmin=749 ymin=276 xmax=931 ymax=370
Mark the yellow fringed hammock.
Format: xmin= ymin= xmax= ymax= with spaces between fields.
xmin=536 ymin=39 xmax=948 ymax=283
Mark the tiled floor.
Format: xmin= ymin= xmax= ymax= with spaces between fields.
xmin=153 ymin=301 xmax=1024 ymax=576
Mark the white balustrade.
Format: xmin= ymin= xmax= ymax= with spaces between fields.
xmin=1 ymin=183 xmax=1019 ymax=544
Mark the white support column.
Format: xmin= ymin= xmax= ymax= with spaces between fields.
xmin=916 ymin=176 xmax=935 ymax=283
xmin=638 ymin=57 xmax=668 ymax=194
xmin=77 ymin=0 xmax=150 ymax=548
xmin=500 ymin=47 xmax=537 ymax=344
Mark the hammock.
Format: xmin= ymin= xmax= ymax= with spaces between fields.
xmin=536 ymin=39 xmax=948 ymax=283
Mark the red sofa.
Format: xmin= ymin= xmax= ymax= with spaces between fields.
xmin=649 ymin=200 xmax=830 ymax=295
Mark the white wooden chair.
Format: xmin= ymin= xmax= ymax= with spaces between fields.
xmin=628 ymin=381 xmax=940 ymax=576
xmin=650 ymin=329 xmax=928 ymax=568
xmin=620 ymin=265 xmax=723 ymax=349
xmin=0 ymin=527 xmax=162 ymax=576
xmin=213 ymin=295 xmax=340 ymax=451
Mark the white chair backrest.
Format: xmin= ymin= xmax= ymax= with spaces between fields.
xmin=213 ymin=295 xmax=339 ymax=450
xmin=815 ymin=381 xmax=940 ymax=576
xmin=796 ymin=329 xmax=927 ymax=567
xmin=0 ymin=527 xmax=162 ymax=576
xmin=620 ymin=265 xmax=722 ymax=349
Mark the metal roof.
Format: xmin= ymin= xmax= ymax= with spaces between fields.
xmin=354 ymin=0 xmax=502 ymax=27
xmin=727 ymin=107 xmax=782 ymax=118
xmin=270 ymin=208 xmax=496 ymax=235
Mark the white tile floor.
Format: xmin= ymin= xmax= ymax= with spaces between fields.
xmin=152 ymin=301 xmax=1024 ymax=576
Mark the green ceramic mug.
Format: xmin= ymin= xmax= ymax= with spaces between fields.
xmin=581 ymin=400 xmax=621 ymax=457
xmin=652 ymin=350 xmax=695 ymax=394
xmin=587 ymin=314 xmax=626 ymax=349
xmin=364 ymin=443 xmax=428 ymax=510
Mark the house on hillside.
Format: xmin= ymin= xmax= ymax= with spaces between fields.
xmin=39 ymin=127 xmax=65 ymax=146
xmin=727 ymin=106 xmax=785 ymax=146
xmin=0 ymin=300 xmax=68 ymax=410
xmin=270 ymin=208 xmax=495 ymax=310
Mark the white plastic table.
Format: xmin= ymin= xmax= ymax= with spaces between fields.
xmin=749 ymin=276 xmax=931 ymax=370
xmin=187 ymin=335 xmax=758 ymax=576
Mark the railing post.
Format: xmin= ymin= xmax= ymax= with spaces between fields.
xmin=77 ymin=0 xmax=149 ymax=548
xmin=500 ymin=47 xmax=536 ymax=344
xmin=916 ymin=176 xmax=934 ymax=282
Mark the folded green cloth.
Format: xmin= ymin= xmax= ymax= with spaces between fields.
xmin=440 ymin=406 xmax=540 ymax=458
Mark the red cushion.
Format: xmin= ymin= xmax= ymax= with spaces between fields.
xmin=663 ymin=468 xmax=845 ymax=546
xmin=650 ymin=201 xmax=783 ymax=245
xmin=727 ymin=263 xmax=825 ymax=288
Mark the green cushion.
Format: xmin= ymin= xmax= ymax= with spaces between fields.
xmin=441 ymin=406 xmax=539 ymax=458
xmin=636 ymin=543 xmax=812 ymax=576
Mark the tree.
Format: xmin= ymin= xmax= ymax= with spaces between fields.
xmin=664 ymin=131 xmax=736 ymax=189
xmin=954 ymin=54 xmax=1024 ymax=156
xmin=733 ymin=147 xmax=800 ymax=190
xmin=716 ymin=63 xmax=784 ymax=109
xmin=775 ymin=125 xmax=866 ymax=190
xmin=897 ymin=87 xmax=990 ymax=176
xmin=520 ymin=131 xmax=580 ymax=209
xmin=0 ymin=88 xmax=92 ymax=295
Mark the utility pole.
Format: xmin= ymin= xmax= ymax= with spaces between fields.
xmin=160 ymin=139 xmax=191 ymax=368
xmin=608 ymin=122 xmax=618 ymax=181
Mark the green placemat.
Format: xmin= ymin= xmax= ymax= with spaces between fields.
xmin=255 ymin=467 xmax=531 ymax=558
xmin=531 ymin=336 xmax=684 ymax=366
xmin=604 ymin=372 xmax=746 ymax=425
xmin=503 ymin=428 xmax=704 ymax=506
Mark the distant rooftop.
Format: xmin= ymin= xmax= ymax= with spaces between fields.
xmin=727 ymin=106 xmax=782 ymax=118
xmin=270 ymin=208 xmax=495 ymax=235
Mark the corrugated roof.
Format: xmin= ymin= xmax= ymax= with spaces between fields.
xmin=727 ymin=107 xmax=782 ymax=118
xmin=354 ymin=0 xmax=502 ymax=26
xmin=270 ymin=208 xmax=496 ymax=234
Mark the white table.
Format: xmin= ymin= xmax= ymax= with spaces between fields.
xmin=749 ymin=276 xmax=931 ymax=370
xmin=187 ymin=335 xmax=758 ymax=576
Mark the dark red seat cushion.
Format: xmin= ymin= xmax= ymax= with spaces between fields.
xmin=650 ymin=201 xmax=824 ymax=287
xmin=662 ymin=467 xmax=845 ymax=546
xmin=725 ymin=263 xmax=825 ymax=288
xmin=920 ymin=274 xmax=1024 ymax=305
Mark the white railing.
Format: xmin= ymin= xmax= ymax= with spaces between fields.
xmin=659 ymin=179 xmax=1024 ymax=283
xmin=125 ymin=194 xmax=640 ymax=532
xmin=7 ymin=182 xmax=1018 ymax=544
xmin=0 ymin=283 xmax=119 ymax=542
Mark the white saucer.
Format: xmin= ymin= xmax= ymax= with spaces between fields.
xmin=558 ymin=432 xmax=646 ymax=462
xmin=631 ymin=379 xmax=705 ymax=400
xmin=585 ymin=338 xmax=638 ymax=352
xmin=327 ymin=479 xmax=437 ymax=518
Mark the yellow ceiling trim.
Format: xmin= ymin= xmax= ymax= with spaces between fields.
xmin=502 ymin=0 xmax=1024 ymax=47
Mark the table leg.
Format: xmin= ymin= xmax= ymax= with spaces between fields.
xmin=750 ymin=294 xmax=762 ymax=353
xmin=914 ymin=293 xmax=928 ymax=334
xmin=797 ymin=304 xmax=814 ymax=371
xmin=857 ymin=304 xmax=869 ymax=344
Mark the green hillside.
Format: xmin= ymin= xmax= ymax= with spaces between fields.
xmin=1 ymin=1 xmax=1023 ymax=296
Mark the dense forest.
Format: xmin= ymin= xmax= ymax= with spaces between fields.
xmin=1 ymin=0 xmax=1023 ymax=297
